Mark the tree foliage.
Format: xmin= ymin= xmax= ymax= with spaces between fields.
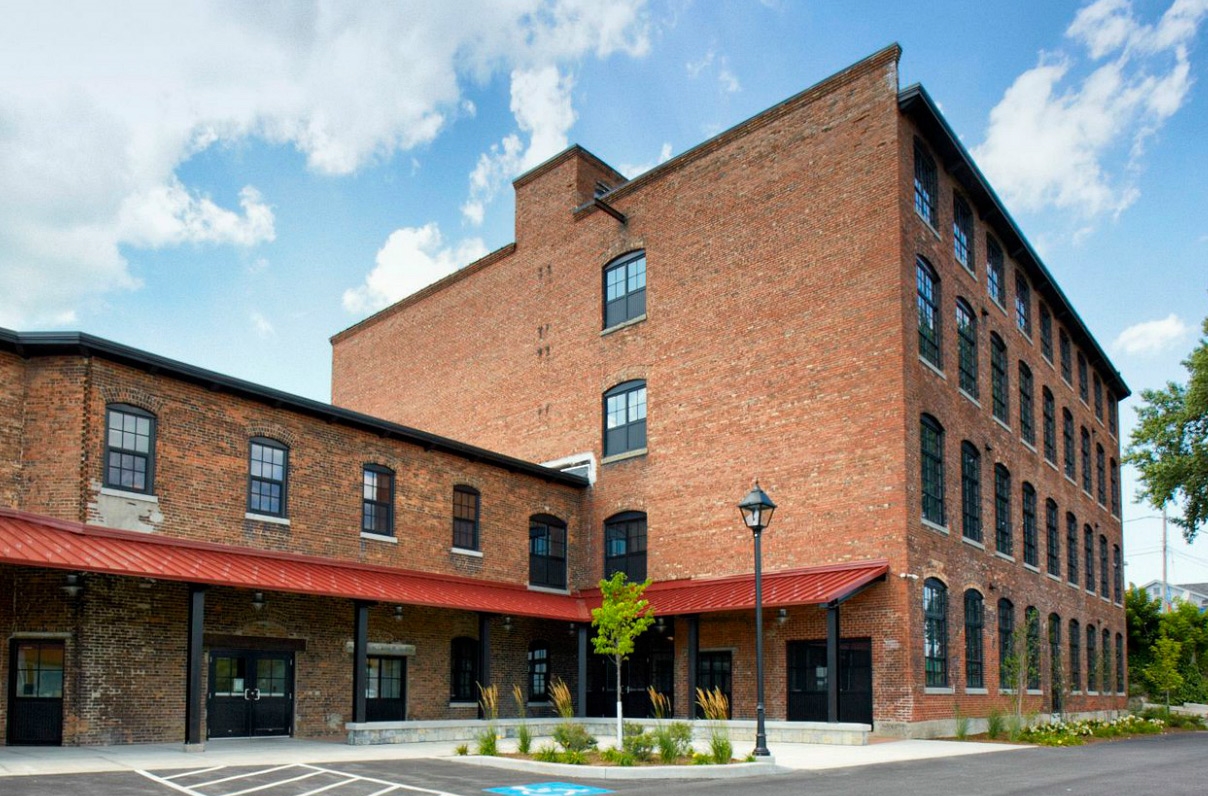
xmin=1146 ymin=636 xmax=1184 ymax=717
xmin=1125 ymin=317 xmax=1208 ymax=542
xmin=1126 ymin=585 xmax=1208 ymax=704
xmin=591 ymin=571 xmax=655 ymax=745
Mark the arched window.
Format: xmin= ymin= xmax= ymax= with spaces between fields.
xmin=994 ymin=464 xmax=1012 ymax=556
xmin=920 ymin=415 xmax=945 ymax=526
xmin=452 ymin=485 xmax=481 ymax=550
xmin=960 ymin=442 xmax=982 ymax=543
xmin=990 ymin=334 xmax=1008 ymax=423
xmin=923 ymin=578 xmax=948 ymax=688
xmin=1113 ymin=545 xmax=1123 ymax=603
xmin=362 ymin=464 xmax=395 ymax=536
xmin=1086 ymin=624 xmax=1098 ymax=692
xmin=1084 ymin=525 xmax=1095 ymax=592
xmin=1115 ymin=633 xmax=1125 ymax=693
xmin=603 ymin=251 xmax=646 ymax=328
xmin=1025 ymin=607 xmax=1041 ymax=690
xmin=1022 ymin=483 xmax=1038 ymax=567
xmin=1069 ymin=619 xmax=1082 ymax=692
xmin=997 ymin=599 xmax=1014 ymax=690
xmin=914 ymin=140 xmax=937 ymax=226
xmin=1063 ymin=408 xmax=1076 ymax=479
xmin=529 ymin=514 xmax=567 ymax=589
xmin=604 ymin=380 xmax=647 ymax=457
xmin=917 ymin=257 xmax=941 ymax=367
xmin=248 ymin=437 xmax=289 ymax=517
xmin=1110 ymin=458 xmax=1121 ymax=516
xmin=956 ymin=299 xmax=977 ymax=396
xmin=1049 ymin=614 xmax=1062 ymax=709
xmin=953 ymin=194 xmax=974 ymax=270
xmin=528 ymin=641 xmax=550 ymax=702
xmin=1096 ymin=444 xmax=1106 ymax=505
xmin=604 ymin=511 xmax=647 ymax=582
xmin=1102 ymin=627 xmax=1112 ymax=693
xmin=1042 ymin=387 xmax=1056 ymax=463
xmin=105 ymin=403 xmax=156 ymax=493
xmin=1066 ymin=512 xmax=1079 ymax=585
xmin=1099 ymin=535 xmax=1109 ymax=596
xmin=1015 ymin=272 xmax=1032 ymax=336
xmin=1040 ymin=303 xmax=1053 ymax=361
xmin=1045 ymin=499 xmax=1060 ymax=577
xmin=987 ymin=235 xmax=1005 ymax=306
xmin=450 ymin=636 xmax=479 ymax=702
xmin=1080 ymin=427 xmax=1092 ymax=494
xmin=964 ymin=590 xmax=984 ymax=690
xmin=1018 ymin=362 xmax=1034 ymax=445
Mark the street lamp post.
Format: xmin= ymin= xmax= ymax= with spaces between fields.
xmin=738 ymin=481 xmax=777 ymax=758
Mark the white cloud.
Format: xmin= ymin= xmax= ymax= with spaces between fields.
xmin=1113 ymin=313 xmax=1192 ymax=354
xmin=0 ymin=1 xmax=651 ymax=327
xmin=619 ymin=142 xmax=675 ymax=178
xmin=686 ymin=49 xmax=740 ymax=93
xmin=250 ymin=312 xmax=276 ymax=339
xmin=973 ymin=0 xmax=1207 ymax=220
xmin=342 ymin=223 xmax=489 ymax=315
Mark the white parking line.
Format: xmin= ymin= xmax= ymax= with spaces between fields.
xmin=135 ymin=764 xmax=466 ymax=796
xmin=162 ymin=766 xmax=227 ymax=781
xmin=224 ymin=768 xmax=325 ymax=795
xmin=195 ymin=764 xmax=298 ymax=788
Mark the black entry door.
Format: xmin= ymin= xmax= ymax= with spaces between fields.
xmin=587 ymin=631 xmax=674 ymax=718
xmin=365 ymin=656 xmax=406 ymax=722
xmin=7 ymin=640 xmax=65 ymax=745
xmin=207 ymin=650 xmax=293 ymax=738
xmin=786 ymin=638 xmax=873 ymax=725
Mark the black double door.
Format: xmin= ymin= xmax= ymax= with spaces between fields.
xmin=786 ymin=638 xmax=873 ymax=725
xmin=587 ymin=632 xmax=675 ymax=718
xmin=7 ymin=640 xmax=65 ymax=745
xmin=207 ymin=650 xmax=294 ymax=738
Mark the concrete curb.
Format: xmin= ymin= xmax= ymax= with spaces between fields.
xmin=453 ymin=754 xmax=790 ymax=779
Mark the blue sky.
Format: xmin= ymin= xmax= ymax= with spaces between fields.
xmin=1 ymin=1 xmax=1205 ymax=588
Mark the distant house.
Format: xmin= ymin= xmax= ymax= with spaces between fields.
xmin=1139 ymin=581 xmax=1208 ymax=611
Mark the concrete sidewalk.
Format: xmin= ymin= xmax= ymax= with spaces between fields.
xmin=0 ymin=736 xmax=1030 ymax=778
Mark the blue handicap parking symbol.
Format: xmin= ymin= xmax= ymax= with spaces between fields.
xmin=484 ymin=784 xmax=612 ymax=796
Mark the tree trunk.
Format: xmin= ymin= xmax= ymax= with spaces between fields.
xmin=615 ymin=653 xmax=623 ymax=746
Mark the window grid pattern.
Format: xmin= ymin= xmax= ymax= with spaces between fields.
xmin=1046 ymin=499 xmax=1060 ymax=577
xmin=1094 ymin=375 xmax=1103 ymax=420
xmin=1078 ymin=353 xmax=1089 ymax=402
xmin=921 ymin=416 xmax=945 ymax=526
xmin=1067 ymin=513 xmax=1079 ymax=585
xmin=1039 ymin=304 xmax=1053 ymax=361
xmin=1070 ymin=620 xmax=1082 ymax=691
xmin=604 ymin=381 xmax=647 ymax=457
xmin=961 ymin=442 xmax=982 ymax=543
xmin=529 ymin=515 xmax=567 ymax=589
xmin=1115 ymin=634 xmax=1125 ymax=693
xmin=1015 ymin=272 xmax=1031 ymax=336
xmin=1049 ymin=615 xmax=1062 ymax=700
xmin=956 ymin=300 xmax=978 ymax=397
xmin=1043 ymin=388 xmax=1057 ymax=463
xmin=528 ymin=642 xmax=549 ymax=702
xmin=998 ymin=599 xmax=1014 ymax=690
xmin=917 ymin=259 xmax=941 ymax=367
xmin=105 ymin=405 xmax=155 ymax=493
xmin=954 ymin=195 xmax=973 ymax=269
xmin=1099 ymin=535 xmax=1109 ymax=596
xmin=1026 ymin=607 xmax=1041 ymax=690
xmin=603 ymin=252 xmax=646 ymax=328
xmin=452 ymin=486 xmax=480 ymax=550
xmin=1111 ymin=459 xmax=1121 ymax=515
xmin=450 ymin=637 xmax=479 ymax=702
xmin=1096 ymin=444 xmax=1106 ymax=505
xmin=1109 ymin=397 xmax=1118 ymax=436
xmin=995 ymin=464 xmax=1012 ymax=556
xmin=991 ymin=335 xmax=1008 ymax=423
xmin=1102 ymin=628 xmax=1112 ymax=692
xmin=1063 ymin=409 xmax=1076 ymax=480
xmin=604 ymin=512 xmax=648 ymax=583
xmin=1087 ymin=625 xmax=1097 ymax=692
xmin=362 ymin=465 xmax=394 ymax=536
xmin=923 ymin=578 xmax=948 ymax=688
xmin=248 ymin=438 xmax=288 ymax=517
xmin=1085 ymin=526 xmax=1095 ymax=593
xmin=965 ymin=590 xmax=984 ymax=689
xmin=1022 ymin=484 xmax=1038 ymax=567
xmin=1113 ymin=545 xmax=1123 ymax=603
xmin=914 ymin=141 xmax=938 ymax=227
xmin=1019 ymin=363 xmax=1034 ymax=446
xmin=987 ymin=236 xmax=1005 ymax=306
xmin=1060 ymin=330 xmax=1072 ymax=384
xmin=1081 ymin=427 xmax=1092 ymax=494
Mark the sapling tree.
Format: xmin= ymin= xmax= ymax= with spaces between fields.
xmin=591 ymin=571 xmax=655 ymax=746
xmin=1146 ymin=635 xmax=1184 ymax=720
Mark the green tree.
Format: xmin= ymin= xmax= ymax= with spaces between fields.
xmin=1126 ymin=585 xmax=1162 ymax=677
xmin=1125 ymin=317 xmax=1208 ymax=542
xmin=591 ymin=571 xmax=655 ymax=746
xmin=1145 ymin=635 xmax=1184 ymax=719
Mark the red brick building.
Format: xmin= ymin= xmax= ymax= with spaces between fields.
xmin=331 ymin=45 xmax=1129 ymax=735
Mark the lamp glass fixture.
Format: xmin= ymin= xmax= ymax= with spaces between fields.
xmin=738 ymin=482 xmax=777 ymax=532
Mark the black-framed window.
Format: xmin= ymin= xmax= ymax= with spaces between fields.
xmin=1080 ymin=427 xmax=1092 ymax=494
xmin=603 ymin=251 xmax=647 ymax=329
xmin=923 ymin=578 xmax=948 ymax=688
xmin=697 ymin=651 xmax=733 ymax=718
xmin=1046 ymin=499 xmax=1060 ymax=577
xmin=1102 ymin=627 xmax=1112 ymax=692
xmin=1096 ymin=444 xmax=1106 ymax=505
xmin=965 ymin=589 xmax=984 ymax=690
xmin=995 ymin=464 xmax=1012 ymax=556
xmin=450 ymin=636 xmax=479 ymax=702
xmin=1069 ymin=619 xmax=1081 ymax=691
xmin=1110 ymin=458 xmax=1121 ymax=515
xmin=529 ymin=514 xmax=567 ymax=589
xmin=528 ymin=641 xmax=549 ymax=702
xmin=1060 ymin=330 xmax=1072 ymax=384
xmin=452 ymin=486 xmax=481 ymax=550
xmin=921 ymin=415 xmax=945 ymax=526
xmin=1039 ymin=304 xmax=1053 ymax=361
xmin=362 ymin=464 xmax=394 ymax=535
xmin=1086 ymin=624 xmax=1097 ymax=692
xmin=248 ymin=437 xmax=288 ymax=517
xmin=1049 ymin=614 xmax=1062 ymax=697
xmin=1025 ymin=607 xmax=1041 ymax=690
xmin=1022 ymin=483 xmax=1038 ymax=567
xmin=1113 ymin=544 xmax=1123 ymax=603
xmin=956 ymin=299 xmax=978 ymax=397
xmin=1109 ymin=394 xmax=1118 ymax=436
xmin=960 ymin=441 xmax=982 ymax=543
xmin=604 ymin=380 xmax=647 ymax=457
xmin=998 ymin=598 xmax=1014 ymax=689
xmin=105 ymin=404 xmax=156 ymax=493
xmin=1077 ymin=361 xmax=1093 ymax=410
xmin=1099 ymin=535 xmax=1109 ymax=596
xmin=917 ymin=258 xmax=941 ymax=367
xmin=1067 ymin=513 xmax=1079 ymax=585
xmin=1063 ymin=408 xmax=1076 ymax=480
xmin=987 ymin=235 xmax=1005 ymax=306
xmin=604 ymin=511 xmax=647 ymax=582
xmin=914 ymin=140 xmax=938 ymax=227
xmin=365 ymin=655 xmax=405 ymax=721
xmin=1019 ymin=362 xmax=1034 ymax=446
xmin=953 ymin=194 xmax=974 ymax=269
xmin=1015 ymin=272 xmax=1031 ymax=336
xmin=1093 ymin=374 xmax=1103 ymax=420
xmin=1084 ymin=525 xmax=1095 ymax=592
xmin=1042 ymin=388 xmax=1057 ymax=463
xmin=1115 ymin=633 xmax=1125 ymax=692
xmin=990 ymin=334 xmax=1008 ymax=423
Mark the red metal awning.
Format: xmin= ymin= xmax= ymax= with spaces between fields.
xmin=0 ymin=508 xmax=590 ymax=621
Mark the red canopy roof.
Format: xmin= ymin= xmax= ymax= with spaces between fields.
xmin=0 ymin=508 xmax=887 ymax=620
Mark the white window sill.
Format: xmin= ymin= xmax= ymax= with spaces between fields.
xmin=958 ymin=389 xmax=980 ymax=407
xmin=992 ymin=416 xmax=1012 ymax=434
xmin=965 ymin=687 xmax=988 ymax=695
xmin=921 ymin=518 xmax=949 ymax=535
xmin=1044 ymin=459 xmax=1059 ymax=472
xmin=451 ymin=547 xmax=483 ymax=558
xmin=1068 ymin=581 xmax=1080 ymax=590
xmin=1027 ymin=689 xmax=1043 ymax=696
xmin=961 ymin=536 xmax=985 ymax=550
xmin=1047 ymin=572 xmax=1062 ymax=582
xmin=528 ymin=584 xmax=570 ymax=596
xmin=600 ymin=314 xmax=647 ymax=337
xmin=245 ymin=512 xmax=290 ymax=526
xmin=924 ymin=686 xmax=955 ymax=695
xmin=915 ymin=209 xmax=941 ymax=239
xmin=1021 ymin=440 xmax=1037 ymax=454
xmin=1024 ymin=563 xmax=1040 ymax=573
xmin=448 ymin=702 xmax=478 ymax=709
xmin=602 ymin=448 xmax=647 ymax=465
xmin=100 ymin=487 xmax=159 ymax=503
xmin=995 ymin=551 xmax=1015 ymax=563
xmin=361 ymin=532 xmax=397 ymax=544
xmin=918 ymin=356 xmax=946 ymax=380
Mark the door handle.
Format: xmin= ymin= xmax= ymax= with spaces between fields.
xmin=251 ymin=688 xmax=261 ymax=701
xmin=243 ymin=688 xmax=253 ymax=701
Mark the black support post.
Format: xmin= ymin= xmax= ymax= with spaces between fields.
xmin=576 ymin=624 xmax=588 ymax=718
xmin=686 ymin=614 xmax=699 ymax=718
xmin=185 ymin=585 xmax=205 ymax=746
xmin=827 ymin=603 xmax=840 ymax=723
xmin=478 ymin=612 xmax=492 ymax=718
xmin=352 ymin=600 xmax=369 ymax=723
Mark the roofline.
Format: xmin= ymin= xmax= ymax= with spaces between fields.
xmin=0 ymin=328 xmax=588 ymax=488
xmin=511 ymin=143 xmax=626 ymax=190
xmin=898 ymin=84 xmax=1130 ymax=399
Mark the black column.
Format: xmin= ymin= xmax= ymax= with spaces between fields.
xmin=185 ymin=585 xmax=206 ymax=746
xmin=576 ymin=624 xmax=588 ymax=718
xmin=478 ymin=613 xmax=492 ymax=718
xmin=352 ymin=601 xmax=369 ymax=723
xmin=686 ymin=614 xmax=699 ymax=719
xmin=827 ymin=603 xmax=840 ymax=723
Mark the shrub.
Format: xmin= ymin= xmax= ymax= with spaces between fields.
xmin=696 ymin=686 xmax=733 ymax=764
xmin=454 ymin=743 xmax=469 ymax=756
xmin=655 ymin=721 xmax=693 ymax=763
xmin=1005 ymin=712 xmax=1024 ymax=742
xmin=560 ymin=749 xmax=588 ymax=765
xmin=516 ymin=723 xmax=533 ymax=755
xmin=533 ymin=743 xmax=561 ymax=762
xmin=954 ymin=703 xmax=970 ymax=740
xmin=553 ymin=722 xmax=597 ymax=753
xmin=986 ymin=708 xmax=1005 ymax=740
xmin=622 ymin=721 xmax=654 ymax=761
xmin=475 ymin=727 xmax=498 ymax=756
xmin=600 ymin=747 xmax=635 ymax=766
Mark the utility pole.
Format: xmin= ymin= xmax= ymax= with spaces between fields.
xmin=1161 ymin=504 xmax=1169 ymax=612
